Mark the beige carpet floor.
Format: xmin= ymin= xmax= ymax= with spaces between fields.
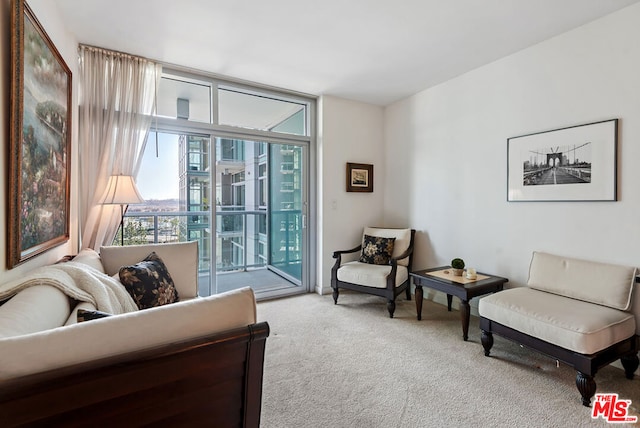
xmin=257 ymin=292 xmax=639 ymax=428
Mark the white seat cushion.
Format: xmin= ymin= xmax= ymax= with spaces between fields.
xmin=363 ymin=227 xmax=412 ymax=267
xmin=337 ymin=261 xmax=408 ymax=289
xmin=479 ymin=287 xmax=636 ymax=354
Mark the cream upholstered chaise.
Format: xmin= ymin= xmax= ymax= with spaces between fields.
xmin=331 ymin=227 xmax=415 ymax=318
xmin=479 ymin=252 xmax=639 ymax=406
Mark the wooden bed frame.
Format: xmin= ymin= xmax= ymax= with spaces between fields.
xmin=0 ymin=321 xmax=269 ymax=427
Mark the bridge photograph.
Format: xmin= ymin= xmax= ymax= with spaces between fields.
xmin=507 ymin=119 xmax=617 ymax=202
xmin=523 ymin=142 xmax=591 ymax=186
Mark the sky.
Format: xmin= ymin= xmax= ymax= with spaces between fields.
xmin=136 ymin=131 xmax=180 ymax=200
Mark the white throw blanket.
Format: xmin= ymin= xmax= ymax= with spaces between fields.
xmin=0 ymin=262 xmax=138 ymax=314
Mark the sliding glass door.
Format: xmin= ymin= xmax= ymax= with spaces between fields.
xmin=268 ymin=143 xmax=304 ymax=283
xmin=214 ymin=137 xmax=307 ymax=297
xmin=132 ymin=131 xmax=309 ymax=299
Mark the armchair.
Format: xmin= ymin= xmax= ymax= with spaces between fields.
xmin=331 ymin=227 xmax=416 ymax=318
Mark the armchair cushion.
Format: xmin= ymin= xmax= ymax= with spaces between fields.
xmin=363 ymin=227 xmax=412 ymax=266
xmin=337 ymin=262 xmax=408 ymax=289
xmin=359 ymin=235 xmax=395 ymax=265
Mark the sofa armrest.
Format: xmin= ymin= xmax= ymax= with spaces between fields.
xmin=100 ymin=241 xmax=199 ymax=299
xmin=0 ymin=287 xmax=256 ymax=381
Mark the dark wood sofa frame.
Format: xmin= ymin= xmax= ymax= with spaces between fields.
xmin=480 ymin=278 xmax=640 ymax=407
xmin=331 ymin=229 xmax=416 ymax=318
xmin=0 ymin=321 xmax=269 ymax=427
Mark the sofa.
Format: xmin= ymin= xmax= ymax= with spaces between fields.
xmin=0 ymin=241 xmax=269 ymax=427
xmin=479 ymin=251 xmax=639 ymax=406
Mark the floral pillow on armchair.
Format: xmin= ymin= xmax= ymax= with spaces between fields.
xmin=359 ymin=235 xmax=395 ymax=265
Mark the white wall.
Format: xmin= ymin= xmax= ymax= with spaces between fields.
xmin=317 ymin=95 xmax=385 ymax=294
xmin=0 ymin=0 xmax=78 ymax=283
xmin=384 ymin=3 xmax=640 ymax=308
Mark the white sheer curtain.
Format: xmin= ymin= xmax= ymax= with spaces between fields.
xmin=78 ymin=45 xmax=161 ymax=250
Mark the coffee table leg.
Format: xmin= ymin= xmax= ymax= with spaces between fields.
xmin=447 ymin=294 xmax=453 ymax=311
xmin=415 ymin=285 xmax=423 ymax=320
xmin=460 ymin=299 xmax=470 ymax=341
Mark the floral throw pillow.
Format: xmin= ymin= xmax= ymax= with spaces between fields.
xmin=359 ymin=235 xmax=396 ymax=265
xmin=119 ymin=252 xmax=179 ymax=310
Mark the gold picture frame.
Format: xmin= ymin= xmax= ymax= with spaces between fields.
xmin=346 ymin=162 xmax=373 ymax=193
xmin=8 ymin=0 xmax=72 ymax=267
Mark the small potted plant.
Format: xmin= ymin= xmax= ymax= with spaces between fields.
xmin=451 ymin=258 xmax=465 ymax=276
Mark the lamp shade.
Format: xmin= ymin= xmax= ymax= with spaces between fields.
xmin=100 ymin=175 xmax=145 ymax=205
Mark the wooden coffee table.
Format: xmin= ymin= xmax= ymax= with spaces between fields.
xmin=410 ymin=267 xmax=508 ymax=341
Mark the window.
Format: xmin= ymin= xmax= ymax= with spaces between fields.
xmin=157 ymin=74 xmax=212 ymax=123
xmin=145 ymin=66 xmax=313 ymax=299
xmin=218 ymin=86 xmax=307 ymax=136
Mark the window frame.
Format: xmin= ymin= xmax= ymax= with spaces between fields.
xmin=149 ymin=64 xmax=316 ymax=300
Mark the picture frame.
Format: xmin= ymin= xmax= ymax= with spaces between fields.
xmin=8 ymin=0 xmax=72 ymax=267
xmin=507 ymin=119 xmax=617 ymax=202
xmin=346 ymin=162 xmax=373 ymax=193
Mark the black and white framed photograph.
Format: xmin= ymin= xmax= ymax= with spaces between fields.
xmin=507 ymin=119 xmax=617 ymax=202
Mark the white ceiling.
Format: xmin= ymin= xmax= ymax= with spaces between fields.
xmin=55 ymin=0 xmax=640 ymax=106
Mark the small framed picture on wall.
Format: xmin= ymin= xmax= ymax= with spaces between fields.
xmin=346 ymin=162 xmax=373 ymax=193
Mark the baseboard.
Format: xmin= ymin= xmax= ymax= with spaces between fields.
xmin=315 ymin=285 xmax=332 ymax=295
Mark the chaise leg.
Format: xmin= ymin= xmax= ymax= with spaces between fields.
xmin=405 ymin=286 xmax=411 ymax=301
xmin=576 ymin=371 xmax=596 ymax=407
xmin=387 ymin=300 xmax=396 ymax=318
xmin=332 ymin=287 xmax=339 ymax=304
xmin=620 ymin=353 xmax=639 ymax=380
xmin=481 ymin=330 xmax=493 ymax=356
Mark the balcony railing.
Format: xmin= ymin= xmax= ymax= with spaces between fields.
xmin=122 ymin=209 xmax=269 ymax=273
xmin=122 ymin=208 xmax=303 ymax=292
xmin=216 ymin=208 xmax=268 ymax=272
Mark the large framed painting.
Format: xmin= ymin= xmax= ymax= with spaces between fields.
xmin=8 ymin=0 xmax=72 ymax=267
xmin=507 ymin=119 xmax=617 ymax=202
